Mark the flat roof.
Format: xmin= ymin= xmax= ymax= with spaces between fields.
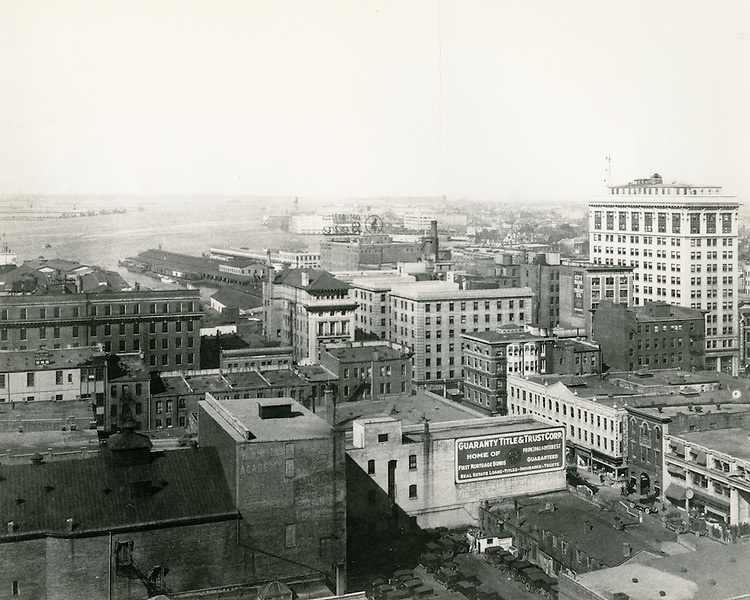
xmin=389 ymin=281 xmax=533 ymax=301
xmin=573 ymin=543 xmax=750 ymax=600
xmin=415 ymin=417 xmax=559 ymax=442
xmin=0 ymin=347 xmax=104 ymax=372
xmin=337 ymin=390 xmax=483 ymax=429
xmin=496 ymin=491 xmax=664 ymax=568
xmin=205 ymin=397 xmax=332 ymax=442
xmin=461 ymin=330 xmax=552 ymax=344
xmin=672 ymin=428 xmax=750 ymax=462
xmin=323 ymin=344 xmax=403 ymax=362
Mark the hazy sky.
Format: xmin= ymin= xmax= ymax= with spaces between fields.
xmin=1 ymin=0 xmax=748 ymax=203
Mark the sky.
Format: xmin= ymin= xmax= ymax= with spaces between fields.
xmin=1 ymin=0 xmax=748 ymax=204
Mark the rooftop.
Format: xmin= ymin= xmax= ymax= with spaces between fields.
xmin=672 ymin=428 xmax=750 ymax=462
xmin=203 ymin=396 xmax=333 ymax=442
xmin=0 ymin=446 xmax=237 ymax=539
xmin=497 ymin=491 xmax=664 ymax=568
xmin=274 ymin=268 xmax=350 ymax=292
xmin=461 ymin=329 xmax=553 ymax=344
xmin=389 ymin=281 xmax=533 ymax=301
xmin=572 ymin=542 xmax=750 ymax=600
xmin=0 ymin=347 xmax=105 ymax=372
xmin=210 ymin=286 xmax=263 ymax=310
xmin=337 ymin=390 xmax=483 ymax=430
xmin=322 ymin=344 xmax=405 ymax=363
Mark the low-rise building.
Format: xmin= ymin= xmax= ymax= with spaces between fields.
xmin=593 ymin=300 xmax=706 ymax=372
xmin=347 ymin=415 xmax=566 ymax=528
xmin=549 ymin=339 xmax=602 ymax=376
xmin=0 ymin=347 xmax=106 ymax=405
xmin=664 ymin=427 xmax=750 ymax=526
xmin=559 ymin=540 xmax=750 ymax=600
xmin=220 ymin=346 xmax=294 ymax=371
xmin=481 ymin=491 xmax=663 ymax=579
xmin=209 ymin=287 xmax=263 ymax=316
xmin=507 ymin=373 xmax=631 ymax=475
xmin=319 ymin=341 xmax=412 ymax=402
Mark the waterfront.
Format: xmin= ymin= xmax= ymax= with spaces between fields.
xmin=1 ymin=198 xmax=316 ymax=294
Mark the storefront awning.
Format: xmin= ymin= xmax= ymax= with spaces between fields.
xmin=665 ymin=484 xmax=686 ymax=501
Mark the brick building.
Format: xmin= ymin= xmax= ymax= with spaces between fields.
xmin=0 ymin=427 xmax=241 ymax=599
xmin=0 ymin=289 xmax=202 ymax=371
xmin=103 ymin=353 xmax=151 ymax=433
xmin=220 ymin=346 xmax=294 ymax=371
xmin=349 ymin=275 xmax=416 ymax=340
xmin=319 ymin=341 xmax=412 ymax=402
xmin=198 ymin=395 xmax=347 ymax=592
xmin=460 ymin=327 xmax=554 ymax=415
xmin=320 ymin=233 xmax=423 ymax=271
xmin=520 ymin=259 xmax=634 ymax=337
xmin=592 ymin=300 xmax=706 ymax=372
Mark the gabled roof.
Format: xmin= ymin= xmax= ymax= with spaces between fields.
xmin=274 ymin=269 xmax=350 ymax=292
xmin=211 ymin=287 xmax=263 ymax=310
xmin=0 ymin=447 xmax=237 ymax=539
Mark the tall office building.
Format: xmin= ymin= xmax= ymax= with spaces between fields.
xmin=589 ymin=173 xmax=740 ymax=373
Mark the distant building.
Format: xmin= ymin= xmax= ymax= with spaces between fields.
xmin=151 ymin=367 xmax=317 ymax=431
xmin=320 ymin=234 xmax=423 ymax=272
xmin=104 ymin=353 xmax=151 ymax=433
xmin=217 ymin=257 xmax=266 ymax=279
xmin=199 ymin=395 xmax=347 ymax=591
xmin=549 ymin=338 xmax=602 ymax=376
xmin=520 ymin=259 xmax=634 ymax=338
xmin=263 ymin=269 xmax=356 ymax=363
xmin=589 ymin=173 xmax=740 ymax=374
xmin=319 ymin=341 xmax=412 ymax=402
xmin=209 ymin=286 xmax=263 ymax=316
xmin=593 ymin=300 xmax=706 ymax=372
xmin=277 ymin=250 xmax=321 ymax=270
xmin=625 ymin=399 xmax=750 ymax=500
xmin=507 ymin=373 xmax=630 ymax=475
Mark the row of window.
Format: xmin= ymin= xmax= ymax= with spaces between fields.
xmin=0 ymin=300 xmax=197 ymax=321
xmin=593 ymin=210 xmax=733 ymax=234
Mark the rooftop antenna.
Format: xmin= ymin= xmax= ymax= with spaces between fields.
xmin=604 ymin=155 xmax=612 ymax=185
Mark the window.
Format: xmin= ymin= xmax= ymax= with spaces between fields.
xmin=285 ymin=523 xmax=296 ymax=548
xmin=367 ymin=459 xmax=375 ymax=475
xmin=0 ymin=374 xmax=5 ymax=388
xmin=155 ymin=401 xmax=163 ymax=414
xmin=285 ymin=458 xmax=295 ymax=478
xmin=26 ymin=372 xmax=34 ymax=387
xmin=12 ymin=581 xmax=19 ymax=596
xmin=409 ymin=484 xmax=418 ymax=499
xmin=409 ymin=454 xmax=417 ymax=470
xmin=56 ymin=370 xmax=63 ymax=385
xmin=377 ymin=433 xmax=389 ymax=443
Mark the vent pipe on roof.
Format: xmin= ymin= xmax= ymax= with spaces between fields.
xmin=7 ymin=521 xmax=15 ymax=533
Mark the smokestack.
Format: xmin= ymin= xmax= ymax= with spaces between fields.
xmin=319 ymin=387 xmax=336 ymax=426
xmin=430 ymin=220 xmax=439 ymax=262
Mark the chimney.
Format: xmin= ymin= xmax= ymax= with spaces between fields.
xmin=583 ymin=520 xmax=593 ymax=533
xmin=622 ymin=542 xmax=631 ymax=557
xmin=66 ymin=518 xmax=76 ymax=532
xmin=430 ymin=220 xmax=439 ymax=262
xmin=318 ymin=387 xmax=336 ymax=426
xmin=300 ymin=270 xmax=310 ymax=287
xmin=7 ymin=521 xmax=15 ymax=533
